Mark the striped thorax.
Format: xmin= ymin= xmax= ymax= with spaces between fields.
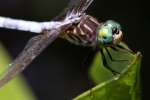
xmin=61 ymin=15 xmax=101 ymax=46
xmin=61 ymin=15 xmax=123 ymax=48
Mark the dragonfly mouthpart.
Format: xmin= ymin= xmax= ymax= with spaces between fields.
xmin=113 ymin=30 xmax=123 ymax=45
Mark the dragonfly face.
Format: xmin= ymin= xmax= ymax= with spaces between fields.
xmin=97 ymin=20 xmax=123 ymax=46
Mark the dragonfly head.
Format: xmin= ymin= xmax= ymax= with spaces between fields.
xmin=97 ymin=20 xmax=123 ymax=46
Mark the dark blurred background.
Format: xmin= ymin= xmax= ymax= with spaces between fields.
xmin=0 ymin=0 xmax=146 ymax=100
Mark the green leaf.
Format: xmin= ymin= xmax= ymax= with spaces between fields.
xmin=74 ymin=43 xmax=142 ymax=100
xmin=0 ymin=43 xmax=36 ymax=100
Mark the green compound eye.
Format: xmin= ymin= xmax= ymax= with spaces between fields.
xmin=97 ymin=20 xmax=123 ymax=46
xmin=97 ymin=25 xmax=113 ymax=45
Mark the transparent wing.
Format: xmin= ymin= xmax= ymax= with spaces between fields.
xmin=67 ymin=0 xmax=94 ymax=14
xmin=0 ymin=0 xmax=94 ymax=88
xmin=54 ymin=0 xmax=94 ymax=20
xmin=0 ymin=30 xmax=60 ymax=87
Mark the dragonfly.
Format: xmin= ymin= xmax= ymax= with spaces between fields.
xmin=0 ymin=0 xmax=129 ymax=88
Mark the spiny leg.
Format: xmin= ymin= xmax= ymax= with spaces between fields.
xmin=89 ymin=88 xmax=95 ymax=100
xmin=100 ymin=48 xmax=120 ymax=75
xmin=105 ymin=47 xmax=128 ymax=62
xmin=111 ymin=44 xmax=133 ymax=54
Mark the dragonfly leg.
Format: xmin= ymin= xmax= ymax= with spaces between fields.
xmin=89 ymin=88 xmax=95 ymax=100
xmin=100 ymin=49 xmax=120 ymax=75
xmin=111 ymin=45 xmax=133 ymax=54
xmin=117 ymin=44 xmax=134 ymax=53
xmin=105 ymin=48 xmax=128 ymax=62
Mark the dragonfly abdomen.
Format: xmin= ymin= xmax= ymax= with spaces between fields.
xmin=61 ymin=15 xmax=101 ymax=47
